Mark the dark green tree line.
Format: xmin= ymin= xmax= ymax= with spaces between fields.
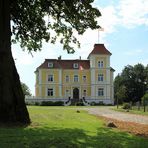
xmin=0 ymin=0 xmax=101 ymax=124
xmin=114 ymin=63 xmax=148 ymax=104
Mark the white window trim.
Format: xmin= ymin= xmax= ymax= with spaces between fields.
xmin=65 ymin=89 xmax=70 ymax=97
xmin=74 ymin=75 xmax=79 ymax=82
xmin=48 ymin=62 xmax=53 ymax=68
xmin=47 ymin=88 xmax=54 ymax=97
xmin=83 ymin=75 xmax=86 ymax=82
xmin=98 ymin=88 xmax=104 ymax=96
xmin=98 ymin=61 xmax=103 ymax=68
xmin=65 ymin=75 xmax=69 ymax=82
xmin=73 ymin=63 xmax=79 ymax=68
xmin=83 ymin=89 xmax=87 ymax=97
xmin=48 ymin=74 xmax=54 ymax=82
xmin=98 ymin=74 xmax=104 ymax=82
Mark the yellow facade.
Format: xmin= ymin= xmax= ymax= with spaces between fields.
xmin=35 ymin=44 xmax=114 ymax=105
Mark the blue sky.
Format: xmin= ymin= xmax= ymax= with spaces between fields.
xmin=12 ymin=0 xmax=148 ymax=95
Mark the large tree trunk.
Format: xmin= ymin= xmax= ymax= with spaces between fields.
xmin=0 ymin=0 xmax=30 ymax=124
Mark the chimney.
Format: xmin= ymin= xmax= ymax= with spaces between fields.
xmin=58 ymin=55 xmax=61 ymax=60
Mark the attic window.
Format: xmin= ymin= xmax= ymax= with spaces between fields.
xmin=73 ymin=63 xmax=78 ymax=68
xmin=48 ymin=62 xmax=53 ymax=68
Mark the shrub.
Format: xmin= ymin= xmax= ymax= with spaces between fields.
xmin=122 ymin=103 xmax=131 ymax=109
xmin=98 ymin=101 xmax=104 ymax=105
xmin=40 ymin=101 xmax=64 ymax=106
xmin=53 ymin=101 xmax=64 ymax=106
xmin=90 ymin=102 xmax=96 ymax=106
xmin=76 ymin=102 xmax=84 ymax=106
xmin=90 ymin=101 xmax=105 ymax=106
xmin=142 ymin=93 xmax=148 ymax=105
xmin=35 ymin=102 xmax=40 ymax=106
xmin=40 ymin=101 xmax=54 ymax=106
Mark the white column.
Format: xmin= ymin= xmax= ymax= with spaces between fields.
xmin=39 ymin=70 xmax=42 ymax=84
xmin=59 ymin=69 xmax=62 ymax=98
xmin=39 ymin=85 xmax=42 ymax=97
xmin=91 ymin=68 xmax=95 ymax=99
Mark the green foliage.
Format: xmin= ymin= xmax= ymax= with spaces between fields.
xmin=76 ymin=102 xmax=84 ymax=106
xmin=90 ymin=101 xmax=105 ymax=106
xmin=116 ymin=85 xmax=127 ymax=104
xmin=142 ymin=93 xmax=148 ymax=105
xmin=40 ymin=101 xmax=64 ymax=106
xmin=10 ymin=0 xmax=101 ymax=53
xmin=122 ymin=103 xmax=131 ymax=110
xmin=21 ymin=82 xmax=32 ymax=96
xmin=0 ymin=106 xmax=148 ymax=147
xmin=114 ymin=63 xmax=148 ymax=103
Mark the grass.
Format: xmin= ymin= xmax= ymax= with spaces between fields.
xmin=0 ymin=106 xmax=148 ymax=148
xmin=112 ymin=106 xmax=148 ymax=116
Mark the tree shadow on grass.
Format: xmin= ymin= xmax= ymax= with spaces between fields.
xmin=0 ymin=126 xmax=147 ymax=148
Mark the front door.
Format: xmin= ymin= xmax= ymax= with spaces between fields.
xmin=73 ymin=88 xmax=79 ymax=102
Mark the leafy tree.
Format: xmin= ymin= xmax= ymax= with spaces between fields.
xmin=0 ymin=0 xmax=101 ymax=124
xmin=21 ymin=82 xmax=32 ymax=96
xmin=116 ymin=85 xmax=127 ymax=104
xmin=114 ymin=64 xmax=147 ymax=103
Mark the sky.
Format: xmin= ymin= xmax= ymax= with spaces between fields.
xmin=12 ymin=0 xmax=148 ymax=95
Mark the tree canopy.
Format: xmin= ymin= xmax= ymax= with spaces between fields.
xmin=0 ymin=0 xmax=101 ymax=124
xmin=114 ymin=63 xmax=148 ymax=104
xmin=11 ymin=0 xmax=101 ymax=53
xmin=21 ymin=82 xmax=32 ymax=96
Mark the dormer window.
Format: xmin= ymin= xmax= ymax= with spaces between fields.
xmin=73 ymin=63 xmax=78 ymax=68
xmin=48 ymin=62 xmax=53 ymax=68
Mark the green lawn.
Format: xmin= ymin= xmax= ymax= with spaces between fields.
xmin=0 ymin=106 xmax=148 ymax=148
xmin=112 ymin=106 xmax=148 ymax=116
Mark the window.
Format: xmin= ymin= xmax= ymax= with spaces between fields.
xmin=65 ymin=75 xmax=69 ymax=82
xmin=83 ymin=90 xmax=86 ymax=96
xmin=98 ymin=74 xmax=103 ymax=81
xmin=83 ymin=76 xmax=86 ymax=82
xmin=48 ymin=62 xmax=53 ymax=68
xmin=74 ymin=75 xmax=78 ymax=82
xmin=98 ymin=61 xmax=103 ymax=68
xmin=73 ymin=63 xmax=79 ymax=68
xmin=48 ymin=74 xmax=54 ymax=82
xmin=65 ymin=89 xmax=69 ymax=97
xmin=47 ymin=88 xmax=53 ymax=96
xmin=98 ymin=88 xmax=104 ymax=96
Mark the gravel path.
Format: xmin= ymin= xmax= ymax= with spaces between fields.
xmin=84 ymin=107 xmax=148 ymax=125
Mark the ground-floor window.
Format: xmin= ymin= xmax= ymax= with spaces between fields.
xmin=83 ymin=90 xmax=86 ymax=97
xmin=65 ymin=89 xmax=70 ymax=97
xmin=47 ymin=88 xmax=53 ymax=96
xmin=98 ymin=88 xmax=104 ymax=96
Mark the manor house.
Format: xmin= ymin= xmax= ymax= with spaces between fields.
xmin=35 ymin=44 xmax=114 ymax=105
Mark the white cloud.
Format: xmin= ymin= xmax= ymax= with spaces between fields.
xmin=98 ymin=6 xmax=119 ymax=34
xmin=118 ymin=0 xmax=148 ymax=27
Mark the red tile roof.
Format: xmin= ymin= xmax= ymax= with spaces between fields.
xmin=88 ymin=44 xmax=112 ymax=57
xmin=37 ymin=59 xmax=90 ymax=70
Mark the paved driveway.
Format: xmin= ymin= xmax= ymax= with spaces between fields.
xmin=84 ymin=107 xmax=148 ymax=125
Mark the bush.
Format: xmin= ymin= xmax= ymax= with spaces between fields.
xmin=40 ymin=101 xmax=64 ymax=106
xmin=142 ymin=93 xmax=148 ymax=105
xmin=76 ymin=102 xmax=84 ymax=106
xmin=35 ymin=102 xmax=40 ymax=106
xmin=41 ymin=101 xmax=53 ymax=106
xmin=122 ymin=103 xmax=131 ymax=109
xmin=53 ymin=101 xmax=64 ymax=106
xmin=90 ymin=102 xmax=96 ymax=106
xmin=98 ymin=101 xmax=104 ymax=105
xmin=90 ymin=101 xmax=105 ymax=106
